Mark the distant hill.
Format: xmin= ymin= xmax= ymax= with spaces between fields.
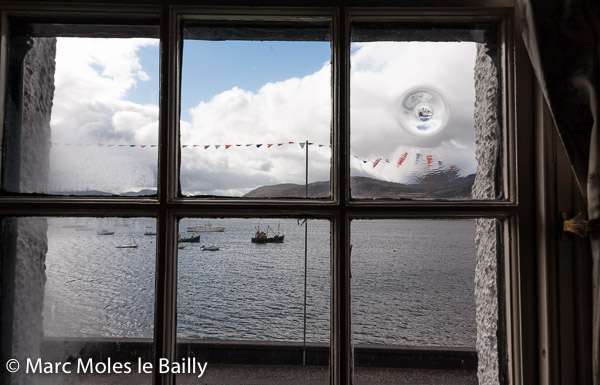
xmin=244 ymin=170 xmax=475 ymax=199
xmin=47 ymin=189 xmax=157 ymax=196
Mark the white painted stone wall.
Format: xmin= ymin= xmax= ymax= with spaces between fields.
xmin=473 ymin=42 xmax=500 ymax=385
xmin=19 ymin=38 xmax=55 ymax=194
xmin=8 ymin=37 xmax=55 ymax=385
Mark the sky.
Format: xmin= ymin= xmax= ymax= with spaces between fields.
xmin=47 ymin=36 xmax=477 ymax=196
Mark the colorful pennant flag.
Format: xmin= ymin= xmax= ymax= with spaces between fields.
xmin=397 ymin=152 xmax=408 ymax=167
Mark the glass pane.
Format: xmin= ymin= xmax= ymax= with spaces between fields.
xmin=179 ymin=21 xmax=332 ymax=197
xmin=1 ymin=217 xmax=155 ymax=384
xmin=351 ymin=219 xmax=500 ymax=384
xmin=177 ymin=218 xmax=330 ymax=383
xmin=350 ymin=25 xmax=500 ymax=200
xmin=2 ymin=24 xmax=159 ymax=195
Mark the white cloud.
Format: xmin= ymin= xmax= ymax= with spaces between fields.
xmin=181 ymin=41 xmax=477 ymax=194
xmin=348 ymin=42 xmax=477 ymax=183
xmin=180 ymin=64 xmax=333 ymax=195
xmin=49 ymin=38 xmax=478 ymax=195
xmin=49 ymin=38 xmax=159 ymax=194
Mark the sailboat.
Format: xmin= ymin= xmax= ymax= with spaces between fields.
xmin=116 ymin=235 xmax=138 ymax=249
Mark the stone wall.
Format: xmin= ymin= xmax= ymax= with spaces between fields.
xmin=4 ymin=37 xmax=55 ymax=385
xmin=20 ymin=38 xmax=55 ymax=193
xmin=473 ymin=42 xmax=500 ymax=385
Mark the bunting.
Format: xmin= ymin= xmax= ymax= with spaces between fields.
xmin=397 ymin=152 xmax=408 ymax=167
xmin=52 ymin=141 xmax=334 ymax=149
xmin=49 ymin=141 xmax=453 ymax=172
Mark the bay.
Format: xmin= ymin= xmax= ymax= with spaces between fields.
xmin=43 ymin=217 xmax=476 ymax=347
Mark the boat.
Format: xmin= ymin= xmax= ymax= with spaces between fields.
xmin=251 ymin=225 xmax=285 ymax=243
xmin=178 ymin=245 xmax=186 ymax=250
xmin=201 ymin=245 xmax=220 ymax=251
xmin=144 ymin=231 xmax=156 ymax=236
xmin=178 ymin=234 xmax=200 ymax=243
xmin=97 ymin=229 xmax=115 ymax=235
xmin=186 ymin=224 xmax=225 ymax=232
xmin=116 ymin=235 xmax=138 ymax=249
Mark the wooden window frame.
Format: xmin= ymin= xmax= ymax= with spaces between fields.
xmin=0 ymin=1 xmax=537 ymax=385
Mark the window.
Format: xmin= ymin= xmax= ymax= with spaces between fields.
xmin=0 ymin=3 xmax=528 ymax=385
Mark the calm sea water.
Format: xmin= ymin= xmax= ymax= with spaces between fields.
xmin=43 ymin=218 xmax=476 ymax=347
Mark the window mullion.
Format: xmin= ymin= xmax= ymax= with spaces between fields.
xmin=153 ymin=5 xmax=178 ymax=385
xmin=332 ymin=7 xmax=352 ymax=385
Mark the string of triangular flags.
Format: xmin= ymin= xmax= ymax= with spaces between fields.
xmin=51 ymin=141 xmax=326 ymax=149
xmin=51 ymin=141 xmax=449 ymax=169
xmin=353 ymin=153 xmax=446 ymax=169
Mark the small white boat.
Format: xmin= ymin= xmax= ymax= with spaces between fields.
xmin=186 ymin=224 xmax=225 ymax=232
xmin=97 ymin=229 xmax=114 ymax=235
xmin=201 ymin=245 xmax=220 ymax=251
xmin=178 ymin=245 xmax=186 ymax=250
xmin=116 ymin=235 xmax=138 ymax=249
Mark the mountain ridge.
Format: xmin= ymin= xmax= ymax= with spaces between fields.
xmin=244 ymin=171 xmax=475 ymax=199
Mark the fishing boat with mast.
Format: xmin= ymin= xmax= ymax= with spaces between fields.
xmin=251 ymin=224 xmax=284 ymax=243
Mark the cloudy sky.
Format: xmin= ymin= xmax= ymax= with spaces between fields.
xmin=48 ymin=37 xmax=477 ymax=196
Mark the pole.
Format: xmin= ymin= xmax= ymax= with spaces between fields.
xmin=305 ymin=139 xmax=309 ymax=197
xmin=303 ymin=140 xmax=308 ymax=366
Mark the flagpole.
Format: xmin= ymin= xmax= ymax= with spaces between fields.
xmin=303 ymin=140 xmax=308 ymax=366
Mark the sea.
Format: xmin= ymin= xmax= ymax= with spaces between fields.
xmin=43 ymin=218 xmax=477 ymax=348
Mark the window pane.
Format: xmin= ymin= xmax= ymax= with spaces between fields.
xmin=350 ymin=25 xmax=500 ymax=200
xmin=176 ymin=218 xmax=330 ymax=383
xmin=179 ymin=21 xmax=332 ymax=198
xmin=351 ymin=219 xmax=500 ymax=384
xmin=2 ymin=217 xmax=155 ymax=384
xmin=2 ymin=23 xmax=159 ymax=196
